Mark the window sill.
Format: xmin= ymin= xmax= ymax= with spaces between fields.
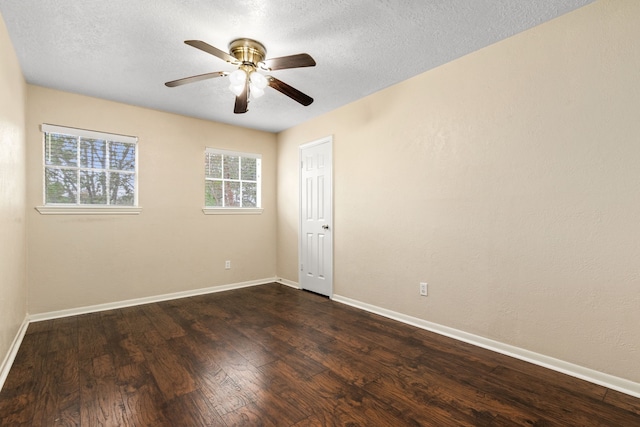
xmin=35 ymin=206 xmax=142 ymax=215
xmin=202 ymin=208 xmax=263 ymax=215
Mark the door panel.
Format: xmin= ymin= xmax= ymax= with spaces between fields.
xmin=299 ymin=137 xmax=332 ymax=296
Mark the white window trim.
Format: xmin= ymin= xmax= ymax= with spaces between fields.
xmin=202 ymin=207 xmax=263 ymax=215
xmin=41 ymin=124 xmax=138 ymax=144
xmin=35 ymin=206 xmax=142 ymax=215
xmin=204 ymin=147 xmax=262 ymax=214
xmin=40 ymin=124 xmax=140 ymax=213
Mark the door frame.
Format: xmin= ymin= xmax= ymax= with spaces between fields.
xmin=298 ymin=135 xmax=334 ymax=297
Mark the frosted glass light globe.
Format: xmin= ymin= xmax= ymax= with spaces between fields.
xmin=229 ymin=69 xmax=247 ymax=85
xmin=249 ymin=71 xmax=267 ymax=89
xmin=250 ymin=86 xmax=265 ymax=99
xmin=229 ymin=83 xmax=245 ymax=96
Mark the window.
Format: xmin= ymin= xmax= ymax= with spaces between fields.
xmin=204 ymin=148 xmax=262 ymax=214
xmin=38 ymin=124 xmax=140 ymax=215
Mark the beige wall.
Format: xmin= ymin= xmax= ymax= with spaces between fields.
xmin=277 ymin=0 xmax=640 ymax=383
xmin=26 ymin=86 xmax=277 ymax=314
xmin=0 ymin=11 xmax=27 ymax=369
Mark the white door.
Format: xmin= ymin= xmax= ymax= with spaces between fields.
xmin=299 ymin=137 xmax=333 ymax=296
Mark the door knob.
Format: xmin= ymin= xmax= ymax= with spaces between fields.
xmin=322 ymin=224 xmax=329 ymax=230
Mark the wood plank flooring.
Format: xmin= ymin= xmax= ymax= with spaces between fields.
xmin=1 ymin=283 xmax=638 ymax=426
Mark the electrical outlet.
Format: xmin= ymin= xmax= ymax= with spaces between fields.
xmin=225 ymin=260 xmax=231 ymax=270
xmin=420 ymin=282 xmax=428 ymax=296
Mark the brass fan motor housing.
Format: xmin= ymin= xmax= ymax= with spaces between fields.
xmin=229 ymin=38 xmax=267 ymax=66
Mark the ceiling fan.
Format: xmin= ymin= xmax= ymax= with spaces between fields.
xmin=165 ymin=38 xmax=316 ymax=114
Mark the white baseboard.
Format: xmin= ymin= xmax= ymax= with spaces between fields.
xmin=28 ymin=277 xmax=279 ymax=323
xmin=276 ymin=277 xmax=300 ymax=289
xmin=332 ymin=294 xmax=640 ymax=399
xmin=0 ymin=317 xmax=29 ymax=392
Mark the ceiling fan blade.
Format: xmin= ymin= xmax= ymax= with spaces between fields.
xmin=165 ymin=71 xmax=228 ymax=87
xmin=267 ymin=77 xmax=314 ymax=106
xmin=184 ymin=40 xmax=238 ymax=64
xmin=234 ymin=80 xmax=249 ymax=114
xmin=262 ymin=53 xmax=316 ymax=71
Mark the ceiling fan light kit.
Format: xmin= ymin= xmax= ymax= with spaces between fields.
xmin=165 ymin=37 xmax=316 ymax=114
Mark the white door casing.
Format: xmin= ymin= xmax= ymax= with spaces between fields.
xmin=299 ymin=136 xmax=333 ymax=296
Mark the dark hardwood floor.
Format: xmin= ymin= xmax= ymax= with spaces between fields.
xmin=0 ymin=283 xmax=638 ymax=426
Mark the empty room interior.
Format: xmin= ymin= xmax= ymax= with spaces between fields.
xmin=1 ymin=0 xmax=639 ymax=425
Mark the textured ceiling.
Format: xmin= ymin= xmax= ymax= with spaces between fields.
xmin=0 ymin=0 xmax=594 ymax=133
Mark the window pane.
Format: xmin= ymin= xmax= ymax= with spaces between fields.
xmin=224 ymin=155 xmax=239 ymax=180
xmin=45 ymin=134 xmax=77 ymax=167
xmin=110 ymin=142 xmax=136 ymax=172
xmin=80 ymin=170 xmax=107 ymax=204
xmin=242 ymin=182 xmax=257 ymax=207
xmin=80 ymin=138 xmax=106 ymax=169
xmin=43 ymin=128 xmax=138 ymax=207
xmin=109 ymin=172 xmax=135 ymax=205
xmin=241 ymin=157 xmax=257 ymax=181
xmin=205 ymin=153 xmax=222 ymax=179
xmin=205 ymin=180 xmax=222 ymax=207
xmin=45 ymin=168 xmax=77 ymax=203
xmin=224 ymin=181 xmax=241 ymax=207
xmin=205 ymin=150 xmax=261 ymax=209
